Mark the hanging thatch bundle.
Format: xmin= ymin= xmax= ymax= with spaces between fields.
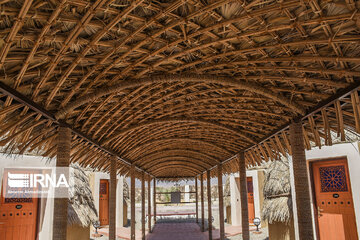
xmin=224 ymin=176 xmax=231 ymax=207
xmin=68 ymin=164 xmax=98 ymax=227
xmin=123 ymin=179 xmax=130 ymax=205
xmin=262 ymin=157 xmax=292 ymax=224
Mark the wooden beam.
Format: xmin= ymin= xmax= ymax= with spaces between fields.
xmin=53 ymin=126 xmax=70 ymax=240
xmin=153 ymin=178 xmax=157 ymax=223
xmin=109 ymin=156 xmax=117 ymax=240
xmin=210 ymin=80 xmax=360 ymax=172
xmin=351 ymin=91 xmax=360 ymax=133
xmin=155 ymin=176 xmax=197 ymax=179
xmin=321 ymin=109 xmax=332 ymax=146
xmin=200 ymin=174 xmax=205 ymax=232
xmin=0 ymin=80 xmax=152 ymax=176
xmin=131 ymin=165 xmax=136 ymax=240
xmin=335 ymin=101 xmax=345 ymax=141
xmin=147 ymin=177 xmax=152 ymax=233
xmin=238 ymin=152 xmax=249 ymax=240
xmin=245 ymin=80 xmax=360 ymax=150
xmin=195 ymin=177 xmax=199 ymax=223
xmin=141 ymin=172 xmax=146 ymax=240
xmin=56 ymin=74 xmax=306 ymax=118
xmin=217 ymin=164 xmax=225 ymax=240
xmin=289 ymin=121 xmax=314 ymax=239
xmin=207 ymin=170 xmax=212 ymax=240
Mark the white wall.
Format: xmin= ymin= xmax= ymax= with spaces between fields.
xmin=91 ymin=172 xmax=126 ymax=228
xmin=0 ymin=154 xmax=128 ymax=239
xmin=0 ymin=153 xmax=55 ymax=240
xmin=116 ymin=176 xmax=124 ymax=227
xmin=305 ymin=142 xmax=360 ymax=238
xmin=230 ymin=175 xmax=241 ymax=226
xmin=228 ymin=142 xmax=360 ymax=238
xmin=230 ymin=170 xmax=262 ymax=226
xmin=184 ymin=185 xmax=190 ymax=202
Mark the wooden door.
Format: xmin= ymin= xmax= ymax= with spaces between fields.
xmin=99 ymin=179 xmax=109 ymax=226
xmin=312 ymin=159 xmax=358 ymax=240
xmin=0 ymin=170 xmax=38 ymax=240
xmin=247 ymin=177 xmax=255 ymax=224
xmin=235 ymin=177 xmax=255 ymax=224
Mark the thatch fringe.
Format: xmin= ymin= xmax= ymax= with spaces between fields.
xmin=262 ymin=156 xmax=292 ymax=224
xmin=68 ymin=164 xmax=98 ymax=227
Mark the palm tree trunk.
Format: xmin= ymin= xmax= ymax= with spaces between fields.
xmin=201 ymin=174 xmax=205 ymax=232
xmin=109 ymin=157 xmax=117 ymax=240
xmin=238 ymin=151 xmax=249 ymax=240
xmin=289 ymin=121 xmax=314 ymax=239
xmin=207 ymin=170 xmax=212 ymax=240
xmin=53 ymin=126 xmax=70 ymax=240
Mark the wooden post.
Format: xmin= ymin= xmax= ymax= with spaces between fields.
xmin=238 ymin=152 xmax=250 ymax=240
xmin=153 ymin=178 xmax=157 ymax=223
xmin=53 ymin=126 xmax=70 ymax=240
xmin=289 ymin=121 xmax=314 ymax=239
xmin=217 ymin=164 xmax=225 ymax=240
xmin=200 ymin=174 xmax=205 ymax=232
xmin=131 ymin=165 xmax=136 ymax=240
xmin=109 ymin=157 xmax=117 ymax=240
xmin=141 ymin=172 xmax=146 ymax=240
xmin=148 ymin=177 xmax=152 ymax=232
xmin=195 ymin=176 xmax=198 ymax=223
xmin=207 ymin=170 xmax=212 ymax=240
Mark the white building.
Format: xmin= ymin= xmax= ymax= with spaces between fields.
xmin=229 ymin=142 xmax=360 ymax=240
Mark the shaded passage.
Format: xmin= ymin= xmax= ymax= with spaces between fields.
xmin=146 ymin=223 xmax=207 ymax=240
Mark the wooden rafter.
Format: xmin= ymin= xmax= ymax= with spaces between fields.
xmin=0 ymin=0 xmax=360 ymax=179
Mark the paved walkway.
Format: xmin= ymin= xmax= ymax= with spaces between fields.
xmin=95 ymin=223 xmax=258 ymax=240
xmin=97 ymin=226 xmax=146 ymax=240
xmin=146 ymin=223 xmax=207 ymax=240
xmin=146 ymin=223 xmax=256 ymax=240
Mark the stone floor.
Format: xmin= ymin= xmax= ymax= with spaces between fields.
xmin=147 ymin=223 xmax=207 ymax=240
xmin=91 ymin=204 xmax=269 ymax=240
xmin=91 ymin=222 xmax=268 ymax=240
xmin=95 ymin=226 xmax=145 ymax=240
xmin=227 ymin=227 xmax=269 ymax=240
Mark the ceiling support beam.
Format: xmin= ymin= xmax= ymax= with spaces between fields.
xmin=0 ymin=81 xmax=153 ymax=177
xmin=2 ymin=77 xmax=360 ymax=179
xmin=252 ymin=80 xmax=360 ymax=148
xmin=198 ymin=80 xmax=360 ymax=176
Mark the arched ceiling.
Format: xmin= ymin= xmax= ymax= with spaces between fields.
xmin=0 ymin=0 xmax=360 ymax=178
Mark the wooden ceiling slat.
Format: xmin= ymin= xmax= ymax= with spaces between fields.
xmin=1 ymin=0 xmax=360 ymax=178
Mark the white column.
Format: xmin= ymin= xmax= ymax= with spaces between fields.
xmin=116 ymin=176 xmax=124 ymax=228
xmin=185 ymin=185 xmax=190 ymax=202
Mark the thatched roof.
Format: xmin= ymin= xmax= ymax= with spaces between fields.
xmin=68 ymin=164 xmax=98 ymax=227
xmin=0 ymin=0 xmax=360 ymax=179
xmin=262 ymin=156 xmax=292 ymax=224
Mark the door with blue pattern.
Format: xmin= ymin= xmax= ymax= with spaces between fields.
xmin=312 ymin=159 xmax=358 ymax=240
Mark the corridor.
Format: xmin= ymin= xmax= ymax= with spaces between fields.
xmin=146 ymin=223 xmax=207 ymax=240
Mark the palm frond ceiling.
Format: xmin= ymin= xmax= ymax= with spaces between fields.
xmin=0 ymin=0 xmax=360 ymax=179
